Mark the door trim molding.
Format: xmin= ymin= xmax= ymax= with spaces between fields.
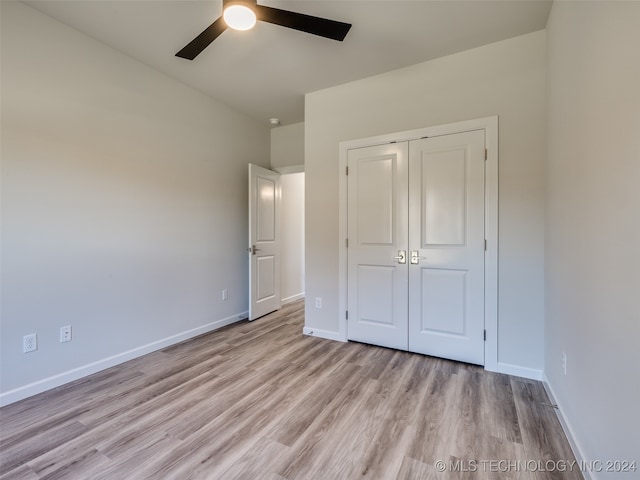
xmin=338 ymin=116 xmax=499 ymax=372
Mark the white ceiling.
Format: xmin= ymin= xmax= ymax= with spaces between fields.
xmin=24 ymin=0 xmax=552 ymax=126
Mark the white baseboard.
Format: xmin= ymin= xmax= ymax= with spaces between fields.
xmin=496 ymin=362 xmax=544 ymax=381
xmin=282 ymin=293 xmax=305 ymax=304
xmin=302 ymin=326 xmax=346 ymax=342
xmin=542 ymin=373 xmax=595 ymax=480
xmin=0 ymin=311 xmax=247 ymax=407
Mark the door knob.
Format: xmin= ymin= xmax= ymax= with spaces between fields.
xmin=411 ymin=250 xmax=427 ymax=264
xmin=247 ymin=245 xmax=260 ymax=255
xmin=392 ymin=250 xmax=407 ymax=264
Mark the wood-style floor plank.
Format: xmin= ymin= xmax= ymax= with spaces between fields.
xmin=0 ymin=300 xmax=582 ymax=479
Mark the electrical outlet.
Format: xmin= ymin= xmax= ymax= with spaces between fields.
xmin=562 ymin=352 xmax=567 ymax=375
xmin=60 ymin=325 xmax=72 ymax=343
xmin=222 ymin=289 xmax=228 ymax=301
xmin=315 ymin=297 xmax=322 ymax=309
xmin=23 ymin=334 xmax=37 ymax=353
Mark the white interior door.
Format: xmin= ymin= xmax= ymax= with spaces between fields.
xmin=249 ymin=164 xmax=281 ymax=321
xmin=346 ymin=143 xmax=409 ymax=350
xmin=408 ymin=131 xmax=485 ymax=364
xmin=346 ymin=130 xmax=486 ymax=365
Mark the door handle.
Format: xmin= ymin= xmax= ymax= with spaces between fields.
xmin=247 ymin=245 xmax=260 ymax=255
xmin=392 ymin=250 xmax=406 ymax=264
xmin=411 ymin=250 xmax=427 ymax=264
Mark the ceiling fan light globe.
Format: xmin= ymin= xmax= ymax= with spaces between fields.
xmin=223 ymin=5 xmax=257 ymax=31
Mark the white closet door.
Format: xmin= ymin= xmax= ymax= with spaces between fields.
xmin=408 ymin=131 xmax=486 ymax=365
xmin=346 ymin=143 xmax=409 ymax=350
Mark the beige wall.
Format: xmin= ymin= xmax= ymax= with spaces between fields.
xmin=280 ymin=173 xmax=305 ymax=303
xmin=305 ymin=31 xmax=546 ymax=373
xmin=271 ymin=122 xmax=304 ymax=170
xmin=545 ymin=1 xmax=640 ymax=474
xmin=271 ymin=123 xmax=305 ymax=305
xmin=1 ymin=2 xmax=270 ymax=403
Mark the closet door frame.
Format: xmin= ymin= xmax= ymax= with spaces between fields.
xmin=337 ymin=116 xmax=499 ymax=373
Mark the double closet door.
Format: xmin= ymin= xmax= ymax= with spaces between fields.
xmin=346 ymin=130 xmax=486 ymax=365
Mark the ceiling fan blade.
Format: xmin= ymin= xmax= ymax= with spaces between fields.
xmin=255 ymin=5 xmax=351 ymax=41
xmin=176 ymin=16 xmax=227 ymax=60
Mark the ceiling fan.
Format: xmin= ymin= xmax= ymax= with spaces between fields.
xmin=176 ymin=0 xmax=352 ymax=60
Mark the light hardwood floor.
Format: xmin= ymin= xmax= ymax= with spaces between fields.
xmin=1 ymin=300 xmax=581 ymax=479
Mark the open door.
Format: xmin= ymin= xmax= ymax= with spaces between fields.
xmin=249 ymin=164 xmax=281 ymax=320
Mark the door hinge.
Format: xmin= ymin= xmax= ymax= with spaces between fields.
xmin=345 ymin=238 xmax=349 ymax=248
xmin=346 ymin=310 xmax=349 ymax=320
xmin=484 ymin=239 xmax=487 ymax=251
xmin=346 ymin=166 xmax=349 ymax=175
xmin=484 ymin=329 xmax=487 ymax=341
xmin=484 ymin=148 xmax=488 ymax=160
